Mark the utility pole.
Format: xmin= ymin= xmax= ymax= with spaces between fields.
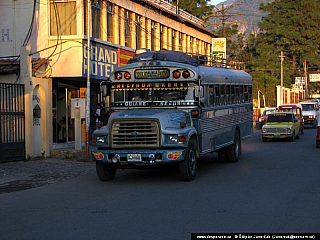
xmin=86 ymin=0 xmax=91 ymax=158
xmin=202 ymin=2 xmax=245 ymax=37
xmin=176 ymin=0 xmax=179 ymax=15
xmin=279 ymin=51 xmax=285 ymax=106
xmin=304 ymin=60 xmax=308 ymax=99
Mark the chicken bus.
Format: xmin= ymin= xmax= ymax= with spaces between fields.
xmin=91 ymin=51 xmax=253 ymax=181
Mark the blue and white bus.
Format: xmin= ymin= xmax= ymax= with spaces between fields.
xmin=92 ymin=50 xmax=253 ymax=181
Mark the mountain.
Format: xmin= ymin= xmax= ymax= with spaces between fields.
xmin=208 ymin=0 xmax=274 ymax=36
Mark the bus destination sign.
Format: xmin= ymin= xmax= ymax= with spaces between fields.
xmin=135 ymin=69 xmax=170 ymax=79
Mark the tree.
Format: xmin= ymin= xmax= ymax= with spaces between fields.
xmin=258 ymin=0 xmax=320 ymax=80
xmin=169 ymin=0 xmax=214 ymax=19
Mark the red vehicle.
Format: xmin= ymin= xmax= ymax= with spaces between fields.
xmin=258 ymin=108 xmax=277 ymax=129
xmin=278 ymin=103 xmax=304 ymax=134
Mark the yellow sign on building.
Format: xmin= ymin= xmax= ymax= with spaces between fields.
xmin=212 ymin=38 xmax=226 ymax=61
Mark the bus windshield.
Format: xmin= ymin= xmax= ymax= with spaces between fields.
xmin=111 ymin=82 xmax=196 ymax=107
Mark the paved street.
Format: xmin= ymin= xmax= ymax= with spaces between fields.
xmin=0 ymin=127 xmax=319 ymax=240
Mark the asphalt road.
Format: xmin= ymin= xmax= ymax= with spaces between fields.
xmin=0 ymin=127 xmax=319 ymax=240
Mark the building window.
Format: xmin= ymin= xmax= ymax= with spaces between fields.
xmin=190 ymin=37 xmax=194 ymax=54
xmin=172 ymin=30 xmax=175 ymax=50
xmin=50 ymin=0 xmax=77 ymax=36
xmin=92 ymin=0 xmax=102 ymax=39
xmin=107 ymin=2 xmax=114 ymax=42
xmin=196 ymin=39 xmax=199 ymax=54
xmin=136 ymin=15 xmax=142 ymax=49
xmin=124 ymin=10 xmax=132 ymax=48
xmin=179 ymin=32 xmax=182 ymax=51
xmin=151 ymin=21 xmax=156 ymax=51
xmin=160 ymin=25 xmax=164 ymax=50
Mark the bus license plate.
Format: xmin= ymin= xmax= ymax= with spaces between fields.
xmin=274 ymin=133 xmax=280 ymax=137
xmin=127 ymin=154 xmax=141 ymax=161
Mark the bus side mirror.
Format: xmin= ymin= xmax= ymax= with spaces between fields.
xmin=195 ymin=86 xmax=203 ymax=98
xmin=101 ymin=85 xmax=107 ymax=97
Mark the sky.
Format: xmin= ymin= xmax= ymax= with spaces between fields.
xmin=209 ymin=0 xmax=223 ymax=5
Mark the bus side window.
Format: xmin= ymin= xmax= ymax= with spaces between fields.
xmin=235 ymin=85 xmax=239 ymax=103
xmin=203 ymin=86 xmax=209 ymax=106
xmin=221 ymin=85 xmax=225 ymax=105
xmin=209 ymin=85 xmax=215 ymax=106
xmin=244 ymin=85 xmax=249 ymax=102
xmin=215 ymin=85 xmax=220 ymax=105
xmin=248 ymin=85 xmax=252 ymax=102
xmin=239 ymin=85 xmax=244 ymax=103
xmin=230 ymin=85 xmax=235 ymax=104
xmin=226 ymin=85 xmax=230 ymax=105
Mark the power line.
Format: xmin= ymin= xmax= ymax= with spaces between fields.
xmin=203 ymin=2 xmax=245 ymax=37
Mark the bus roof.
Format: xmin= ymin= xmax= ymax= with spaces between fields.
xmin=128 ymin=50 xmax=199 ymax=66
xmin=199 ymin=66 xmax=252 ymax=84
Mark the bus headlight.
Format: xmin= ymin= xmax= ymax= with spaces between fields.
xmin=169 ymin=135 xmax=178 ymax=143
xmin=96 ymin=136 xmax=107 ymax=143
xmin=169 ymin=135 xmax=187 ymax=143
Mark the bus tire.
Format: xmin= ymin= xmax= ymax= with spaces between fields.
xmin=218 ymin=148 xmax=228 ymax=162
xmin=179 ymin=142 xmax=197 ymax=181
xmin=96 ymin=162 xmax=117 ymax=181
xmin=226 ymin=130 xmax=241 ymax=163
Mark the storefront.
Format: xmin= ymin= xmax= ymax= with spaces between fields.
xmin=52 ymin=40 xmax=135 ymax=144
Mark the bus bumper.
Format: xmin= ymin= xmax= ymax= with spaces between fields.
xmin=91 ymin=149 xmax=186 ymax=165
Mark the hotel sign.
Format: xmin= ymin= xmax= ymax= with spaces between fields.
xmin=83 ymin=41 xmax=118 ymax=80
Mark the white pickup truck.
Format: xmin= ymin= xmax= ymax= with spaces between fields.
xmin=300 ymin=101 xmax=319 ymax=128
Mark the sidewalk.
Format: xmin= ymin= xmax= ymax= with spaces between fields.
xmin=0 ymin=143 xmax=95 ymax=195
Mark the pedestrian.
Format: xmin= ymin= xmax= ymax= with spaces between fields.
xmin=95 ymin=104 xmax=102 ymax=129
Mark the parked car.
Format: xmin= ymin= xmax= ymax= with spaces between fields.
xmin=261 ymin=112 xmax=300 ymax=142
xmin=278 ymin=103 xmax=304 ymax=134
xmin=300 ymin=101 xmax=319 ymax=128
xmin=258 ymin=108 xmax=277 ymax=129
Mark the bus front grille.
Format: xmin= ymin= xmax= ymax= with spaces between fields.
xmin=111 ymin=120 xmax=160 ymax=148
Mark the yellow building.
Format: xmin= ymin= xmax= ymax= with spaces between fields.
xmin=0 ymin=0 xmax=217 ymax=160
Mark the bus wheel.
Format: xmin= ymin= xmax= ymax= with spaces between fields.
xmin=96 ymin=162 xmax=117 ymax=181
xmin=226 ymin=130 xmax=241 ymax=163
xmin=218 ymin=148 xmax=228 ymax=163
xmin=179 ymin=142 xmax=197 ymax=181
